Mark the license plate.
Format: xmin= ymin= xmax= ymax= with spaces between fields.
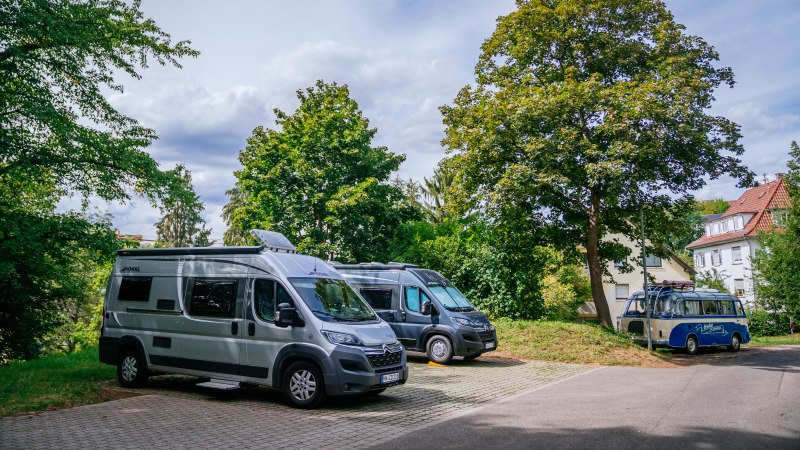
xmin=381 ymin=372 xmax=400 ymax=383
xmin=485 ymin=342 xmax=495 ymax=349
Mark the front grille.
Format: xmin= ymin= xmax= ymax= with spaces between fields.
xmin=374 ymin=365 xmax=403 ymax=374
xmin=367 ymin=350 xmax=402 ymax=368
xmin=478 ymin=329 xmax=495 ymax=341
xmin=627 ymin=320 xmax=644 ymax=335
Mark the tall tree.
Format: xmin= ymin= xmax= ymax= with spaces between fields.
xmin=0 ymin=0 xmax=196 ymax=360
xmin=753 ymin=142 xmax=800 ymax=320
xmin=421 ymin=166 xmax=454 ymax=223
xmin=155 ymin=165 xmax=211 ymax=247
xmin=221 ymin=184 xmax=250 ymax=246
xmin=441 ymin=0 xmax=753 ymax=326
xmin=229 ymin=81 xmax=415 ymax=262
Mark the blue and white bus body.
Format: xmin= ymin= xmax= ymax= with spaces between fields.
xmin=618 ymin=288 xmax=750 ymax=354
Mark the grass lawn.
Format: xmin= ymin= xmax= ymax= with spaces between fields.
xmin=751 ymin=334 xmax=800 ymax=346
xmin=491 ymin=318 xmax=675 ymax=367
xmin=0 ymin=347 xmax=122 ymax=417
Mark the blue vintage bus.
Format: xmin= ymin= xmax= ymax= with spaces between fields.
xmin=618 ymin=282 xmax=750 ymax=354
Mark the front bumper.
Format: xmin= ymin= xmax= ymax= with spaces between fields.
xmin=324 ymin=344 xmax=408 ymax=396
xmin=454 ymin=326 xmax=498 ymax=356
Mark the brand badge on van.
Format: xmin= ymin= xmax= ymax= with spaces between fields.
xmin=121 ymin=266 xmax=140 ymax=272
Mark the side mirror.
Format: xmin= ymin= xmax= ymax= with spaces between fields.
xmin=421 ymin=300 xmax=433 ymax=316
xmin=275 ymin=302 xmax=298 ymax=328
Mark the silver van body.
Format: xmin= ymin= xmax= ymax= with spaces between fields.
xmin=332 ymin=263 xmax=497 ymax=364
xmin=99 ymin=236 xmax=407 ymax=407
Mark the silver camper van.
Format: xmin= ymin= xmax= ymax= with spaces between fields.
xmin=99 ymin=231 xmax=407 ymax=408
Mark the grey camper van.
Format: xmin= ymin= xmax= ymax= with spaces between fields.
xmin=99 ymin=231 xmax=407 ymax=408
xmin=332 ymin=263 xmax=497 ymax=364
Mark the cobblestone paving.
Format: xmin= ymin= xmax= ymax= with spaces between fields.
xmin=1 ymin=356 xmax=594 ymax=450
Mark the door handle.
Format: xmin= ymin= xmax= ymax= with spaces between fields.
xmin=231 ymin=322 xmax=239 ymax=335
xmin=248 ymin=322 xmax=255 ymax=336
xmin=400 ymin=311 xmax=406 ymax=321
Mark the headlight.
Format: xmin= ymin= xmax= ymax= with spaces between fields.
xmin=453 ymin=317 xmax=477 ymax=327
xmin=321 ymin=331 xmax=364 ymax=346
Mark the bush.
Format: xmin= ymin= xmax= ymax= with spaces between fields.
xmin=748 ymin=309 xmax=792 ymax=336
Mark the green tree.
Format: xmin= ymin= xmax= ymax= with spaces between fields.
xmin=0 ymin=0 xmax=197 ymax=360
xmin=753 ymin=142 xmax=800 ymax=320
xmin=697 ymin=198 xmax=730 ymax=215
xmin=421 ymin=166 xmax=455 ymax=223
xmin=229 ymin=81 xmax=416 ymax=262
xmin=221 ymin=184 xmax=251 ymax=246
xmin=155 ymin=165 xmax=211 ymax=247
xmin=441 ymin=0 xmax=753 ymax=326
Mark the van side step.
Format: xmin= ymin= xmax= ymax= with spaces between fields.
xmin=196 ymin=379 xmax=241 ymax=390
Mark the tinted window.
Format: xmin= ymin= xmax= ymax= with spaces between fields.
xmin=404 ymin=286 xmax=430 ymax=313
xmin=360 ymin=289 xmax=393 ymax=310
xmin=118 ymin=277 xmax=152 ymax=302
xmin=189 ymin=279 xmax=238 ymax=318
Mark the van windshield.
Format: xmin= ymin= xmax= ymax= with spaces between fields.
xmin=429 ymin=286 xmax=475 ymax=312
xmin=289 ymin=277 xmax=377 ymax=322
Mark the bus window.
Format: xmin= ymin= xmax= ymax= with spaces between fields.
xmin=719 ymin=300 xmax=735 ymax=315
xmin=685 ymin=300 xmax=701 ymax=315
xmin=625 ymin=296 xmax=647 ymax=315
xmin=734 ymin=301 xmax=745 ymax=316
xmin=674 ymin=301 xmax=685 ymax=316
xmin=702 ymin=301 xmax=718 ymax=315
xmin=653 ymin=294 xmax=675 ymax=315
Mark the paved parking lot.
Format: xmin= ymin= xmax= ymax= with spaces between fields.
xmin=0 ymin=355 xmax=593 ymax=450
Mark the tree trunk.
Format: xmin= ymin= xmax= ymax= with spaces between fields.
xmin=587 ymin=188 xmax=612 ymax=326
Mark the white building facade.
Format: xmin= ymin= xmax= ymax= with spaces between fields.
xmin=687 ymin=178 xmax=789 ymax=307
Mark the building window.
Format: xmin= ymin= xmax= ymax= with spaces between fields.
xmin=772 ymin=210 xmax=788 ymax=227
xmin=731 ymin=246 xmax=742 ymax=264
xmin=644 ymin=254 xmax=662 ymax=267
xmin=615 ymin=284 xmax=629 ymax=299
xmin=711 ymin=250 xmax=722 ymax=266
xmin=734 ymin=216 xmax=744 ymax=230
xmin=613 ymin=258 xmax=626 ymax=269
xmin=188 ymin=278 xmax=238 ymax=318
xmin=118 ymin=277 xmax=152 ymax=302
xmin=694 ymin=252 xmax=705 ymax=268
xmin=734 ymin=279 xmax=745 ymax=297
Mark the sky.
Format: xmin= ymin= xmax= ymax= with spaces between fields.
xmin=67 ymin=0 xmax=800 ymax=242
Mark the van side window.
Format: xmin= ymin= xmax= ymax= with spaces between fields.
xmin=118 ymin=277 xmax=152 ymax=302
xmin=684 ymin=300 xmax=701 ymax=315
xmin=702 ymin=301 xmax=718 ymax=315
xmin=360 ymin=289 xmax=393 ymax=310
xmin=404 ymin=286 xmax=430 ymax=313
xmin=188 ymin=278 xmax=238 ymax=318
xmin=719 ymin=300 xmax=736 ymax=315
xmin=254 ymin=279 xmax=276 ymax=321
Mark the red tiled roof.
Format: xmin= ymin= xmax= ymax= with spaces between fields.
xmin=687 ymin=178 xmax=788 ymax=249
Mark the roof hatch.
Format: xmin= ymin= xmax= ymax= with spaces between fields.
xmin=249 ymin=229 xmax=296 ymax=253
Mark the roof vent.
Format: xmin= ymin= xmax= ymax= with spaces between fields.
xmin=249 ymin=230 xmax=296 ymax=253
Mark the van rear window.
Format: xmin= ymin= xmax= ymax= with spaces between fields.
xmin=360 ymin=289 xmax=393 ymax=310
xmin=118 ymin=277 xmax=152 ymax=302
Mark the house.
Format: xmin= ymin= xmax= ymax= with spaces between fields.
xmin=686 ymin=176 xmax=790 ymax=306
xmin=578 ymin=233 xmax=695 ymax=326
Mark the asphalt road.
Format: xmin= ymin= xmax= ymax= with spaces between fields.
xmin=375 ymin=346 xmax=800 ymax=450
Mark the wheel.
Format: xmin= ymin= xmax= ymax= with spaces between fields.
xmin=282 ymin=361 xmax=326 ymax=409
xmin=728 ymin=333 xmax=741 ymax=352
xmin=117 ymin=348 xmax=148 ymax=388
xmin=426 ymin=335 xmax=454 ymax=364
xmin=464 ymin=354 xmax=480 ymax=361
xmin=364 ymin=388 xmax=386 ymax=397
xmin=686 ymin=335 xmax=699 ymax=355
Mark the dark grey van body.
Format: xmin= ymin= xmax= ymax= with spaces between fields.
xmin=332 ymin=263 xmax=497 ymax=364
xmin=99 ymin=233 xmax=407 ymax=408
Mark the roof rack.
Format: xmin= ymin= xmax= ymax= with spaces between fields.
xmin=117 ymin=246 xmax=263 ymax=256
xmin=330 ymin=262 xmax=420 ymax=270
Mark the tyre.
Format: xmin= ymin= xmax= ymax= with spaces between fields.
xmin=426 ymin=335 xmax=454 ymax=364
xmin=728 ymin=333 xmax=741 ymax=352
xmin=282 ymin=361 xmax=326 ymax=409
xmin=364 ymin=388 xmax=386 ymax=397
xmin=686 ymin=335 xmax=699 ymax=355
xmin=117 ymin=348 xmax=148 ymax=388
